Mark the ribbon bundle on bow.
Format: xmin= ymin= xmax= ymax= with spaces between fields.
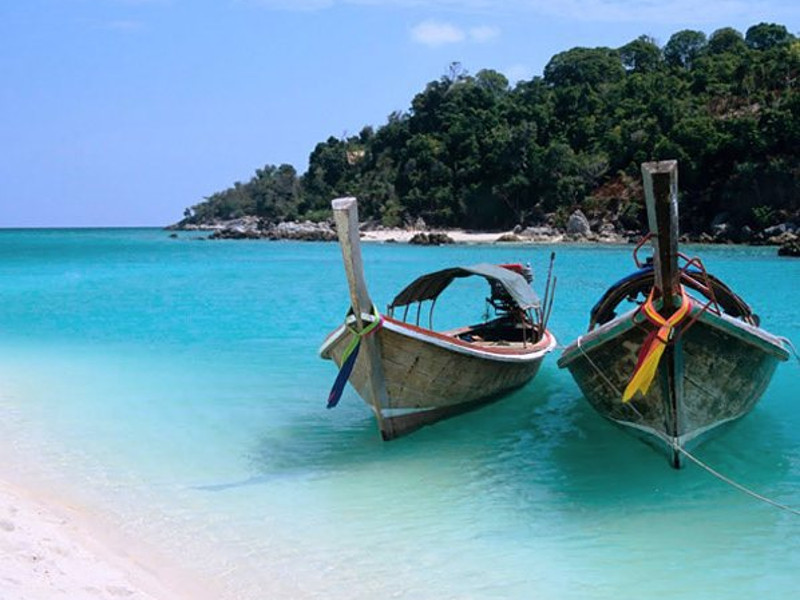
xmin=622 ymin=286 xmax=692 ymax=403
xmin=326 ymin=307 xmax=383 ymax=408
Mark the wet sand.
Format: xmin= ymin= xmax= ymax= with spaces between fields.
xmin=0 ymin=475 xmax=216 ymax=600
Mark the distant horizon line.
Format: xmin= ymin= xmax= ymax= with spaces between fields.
xmin=0 ymin=225 xmax=168 ymax=231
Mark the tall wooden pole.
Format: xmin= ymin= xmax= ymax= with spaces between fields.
xmin=332 ymin=197 xmax=372 ymax=328
xmin=331 ymin=197 xmax=394 ymax=439
xmin=642 ymin=160 xmax=680 ymax=311
xmin=641 ymin=161 xmax=683 ymax=467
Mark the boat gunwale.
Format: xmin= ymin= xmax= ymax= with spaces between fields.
xmin=557 ymin=300 xmax=789 ymax=369
xmin=320 ymin=313 xmax=557 ymax=364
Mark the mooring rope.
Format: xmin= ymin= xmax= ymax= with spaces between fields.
xmin=575 ymin=336 xmax=644 ymax=420
xmin=778 ymin=336 xmax=800 ymax=366
xmin=672 ymin=443 xmax=800 ymax=516
xmin=573 ymin=337 xmax=798 ymax=516
xmin=575 ymin=336 xmax=623 ymax=397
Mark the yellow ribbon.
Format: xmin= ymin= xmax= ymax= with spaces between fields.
xmin=622 ymin=286 xmax=692 ymax=403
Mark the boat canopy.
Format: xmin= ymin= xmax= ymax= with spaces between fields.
xmin=389 ymin=263 xmax=540 ymax=311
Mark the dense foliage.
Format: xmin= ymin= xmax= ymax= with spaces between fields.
xmin=183 ymin=23 xmax=799 ymax=234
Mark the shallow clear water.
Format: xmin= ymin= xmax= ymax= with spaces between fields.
xmin=0 ymin=229 xmax=798 ymax=599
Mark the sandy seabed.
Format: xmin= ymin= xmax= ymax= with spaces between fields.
xmin=0 ymin=475 xmax=216 ymax=600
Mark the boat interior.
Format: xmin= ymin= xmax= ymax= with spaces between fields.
xmin=449 ymin=318 xmax=545 ymax=347
xmin=386 ymin=262 xmax=555 ymax=347
xmin=589 ymin=248 xmax=758 ymax=331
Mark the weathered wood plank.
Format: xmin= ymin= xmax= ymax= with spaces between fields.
xmin=561 ymin=310 xmax=782 ymax=458
xmin=641 ymin=160 xmax=680 ymax=310
xmin=327 ymin=325 xmax=544 ymax=413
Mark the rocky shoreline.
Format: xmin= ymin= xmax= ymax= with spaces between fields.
xmin=168 ymin=216 xmax=339 ymax=241
xmin=166 ymin=210 xmax=799 ymax=254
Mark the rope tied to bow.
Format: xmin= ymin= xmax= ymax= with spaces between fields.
xmin=622 ymin=285 xmax=692 ymax=403
xmin=326 ymin=306 xmax=383 ymax=408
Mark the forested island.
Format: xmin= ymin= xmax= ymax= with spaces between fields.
xmin=173 ymin=23 xmax=798 ymax=250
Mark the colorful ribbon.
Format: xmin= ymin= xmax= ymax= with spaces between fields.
xmin=622 ymin=286 xmax=692 ymax=403
xmin=326 ymin=307 xmax=383 ymax=409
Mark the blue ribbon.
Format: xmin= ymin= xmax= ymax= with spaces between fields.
xmin=326 ymin=341 xmax=361 ymax=408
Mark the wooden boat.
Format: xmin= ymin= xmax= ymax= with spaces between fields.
xmin=320 ymin=197 xmax=557 ymax=440
xmin=558 ymin=161 xmax=790 ymax=467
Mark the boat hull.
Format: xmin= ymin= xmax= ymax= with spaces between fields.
xmin=321 ymin=317 xmax=556 ymax=439
xmin=558 ymin=305 xmax=788 ymax=465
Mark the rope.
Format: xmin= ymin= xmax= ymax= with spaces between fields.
xmin=623 ymin=286 xmax=692 ymax=403
xmin=673 ymin=443 xmax=800 ymax=516
xmin=778 ymin=336 xmax=800 ymax=366
xmin=576 ymin=336 xmax=623 ymax=397
xmin=575 ymin=336 xmax=644 ymax=420
xmin=572 ymin=328 xmax=798 ymax=516
xmin=326 ymin=307 xmax=383 ymax=409
xmin=341 ymin=308 xmax=382 ymax=363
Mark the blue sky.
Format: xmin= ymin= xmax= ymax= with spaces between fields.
xmin=2 ymin=1 xmax=797 ymax=227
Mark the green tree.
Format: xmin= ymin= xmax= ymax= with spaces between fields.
xmin=619 ymin=36 xmax=662 ymax=73
xmin=544 ymin=47 xmax=625 ymax=88
xmin=663 ymin=30 xmax=707 ymax=69
xmin=745 ymin=23 xmax=793 ymax=50
xmin=184 ymin=21 xmax=798 ymax=237
xmin=707 ymin=27 xmax=746 ymax=55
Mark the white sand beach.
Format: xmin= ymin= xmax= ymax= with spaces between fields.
xmin=0 ymin=476 xmax=215 ymax=600
xmin=359 ymin=227 xmax=556 ymax=244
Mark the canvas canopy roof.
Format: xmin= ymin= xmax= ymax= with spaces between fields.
xmin=389 ymin=263 xmax=540 ymax=311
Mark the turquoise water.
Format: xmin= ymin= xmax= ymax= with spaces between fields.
xmin=0 ymin=229 xmax=798 ymax=599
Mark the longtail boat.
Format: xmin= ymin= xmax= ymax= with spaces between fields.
xmin=320 ymin=197 xmax=557 ymax=440
xmin=558 ymin=161 xmax=790 ymax=468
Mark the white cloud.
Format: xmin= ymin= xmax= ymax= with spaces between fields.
xmin=411 ymin=20 xmax=465 ymax=46
xmin=469 ymin=25 xmax=499 ymax=43
xmin=409 ymin=21 xmax=500 ymax=46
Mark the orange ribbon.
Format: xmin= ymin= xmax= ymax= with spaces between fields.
xmin=622 ymin=286 xmax=692 ymax=403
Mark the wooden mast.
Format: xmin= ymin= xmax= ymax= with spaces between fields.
xmin=330 ymin=197 xmax=394 ymax=440
xmin=641 ymin=160 xmax=684 ymax=467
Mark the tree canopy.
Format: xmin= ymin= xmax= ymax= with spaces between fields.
xmin=181 ymin=23 xmax=798 ymax=235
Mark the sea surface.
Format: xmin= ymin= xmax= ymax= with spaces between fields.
xmin=0 ymin=228 xmax=798 ymax=599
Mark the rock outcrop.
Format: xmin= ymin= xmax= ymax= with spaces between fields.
xmin=519 ymin=225 xmax=561 ymax=242
xmin=408 ymin=232 xmax=454 ymax=245
xmin=566 ymin=210 xmax=591 ymax=237
xmin=777 ymin=234 xmax=799 ymax=257
xmin=495 ymin=233 xmax=523 ymax=243
xmin=181 ymin=217 xmax=338 ymax=241
xmin=267 ymin=221 xmax=337 ymax=241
